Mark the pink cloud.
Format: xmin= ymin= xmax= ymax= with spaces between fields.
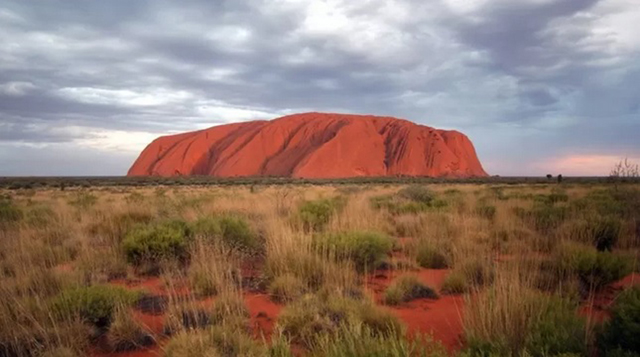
xmin=532 ymin=154 xmax=640 ymax=176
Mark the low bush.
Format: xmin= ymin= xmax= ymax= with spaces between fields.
xmin=475 ymin=204 xmax=497 ymax=221
xmin=51 ymin=285 xmax=141 ymax=328
xmin=0 ymin=199 xmax=22 ymax=225
xmin=384 ymin=275 xmax=438 ymax=305
xmin=370 ymin=193 xmax=444 ymax=215
xmin=599 ymin=286 xmax=640 ymax=355
xmin=312 ymin=323 xmax=448 ymax=357
xmin=107 ymin=305 xmax=153 ymax=351
xmin=440 ymin=259 xmax=494 ymax=295
xmin=315 ymin=231 xmax=393 ymax=272
xmin=560 ymin=245 xmax=632 ymax=292
xmin=210 ymin=293 xmax=250 ymax=327
xmin=187 ymin=244 xmax=239 ymax=298
xmin=525 ymin=296 xmax=587 ymax=356
xmin=441 ymin=271 xmax=468 ymax=295
xmin=67 ymin=192 xmax=98 ymax=209
xmin=24 ymin=205 xmax=56 ymax=228
xmin=531 ymin=204 xmax=569 ymax=232
xmin=296 ymin=197 xmax=345 ymax=231
xmin=278 ymin=293 xmax=402 ymax=348
xmin=164 ymin=326 xmax=267 ymax=357
xmin=122 ymin=220 xmax=191 ymax=267
xmin=398 ymin=185 xmax=435 ymax=204
xmin=590 ymin=217 xmax=622 ymax=252
xmin=415 ymin=242 xmax=450 ymax=269
xmin=464 ymin=287 xmax=587 ymax=356
xmin=192 ymin=215 xmax=259 ymax=251
xmin=269 ymin=274 xmax=306 ymax=303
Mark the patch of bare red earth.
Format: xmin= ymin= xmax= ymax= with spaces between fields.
xmin=367 ymin=268 xmax=465 ymax=354
xmin=579 ymin=273 xmax=640 ymax=323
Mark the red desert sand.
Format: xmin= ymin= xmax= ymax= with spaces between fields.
xmin=128 ymin=112 xmax=488 ymax=178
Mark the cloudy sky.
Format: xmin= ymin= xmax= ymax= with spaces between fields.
xmin=1 ymin=0 xmax=638 ymax=176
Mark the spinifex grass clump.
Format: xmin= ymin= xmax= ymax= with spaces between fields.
xmin=164 ymin=326 xmax=270 ymax=357
xmin=371 ymin=185 xmax=446 ymax=214
xmin=187 ymin=241 xmax=240 ymax=297
xmin=570 ymin=216 xmax=623 ymax=252
xmin=464 ymin=278 xmax=588 ymax=356
xmin=296 ymin=196 xmax=346 ymax=231
xmin=414 ymin=241 xmax=450 ymax=269
xmin=107 ymin=304 xmax=153 ymax=352
xmin=268 ymin=274 xmax=307 ymax=303
xmin=191 ymin=215 xmax=260 ymax=252
xmin=398 ymin=185 xmax=435 ymax=204
xmin=122 ymin=220 xmax=191 ymax=270
xmin=51 ymin=285 xmax=141 ymax=329
xmin=475 ymin=204 xmax=497 ymax=221
xmin=384 ymin=275 xmax=438 ymax=305
xmin=312 ymin=323 xmax=448 ymax=357
xmin=0 ymin=198 xmax=22 ymax=226
xmin=314 ymin=230 xmax=394 ymax=272
xmin=67 ymin=192 xmax=98 ymax=209
xmin=441 ymin=258 xmax=495 ymax=294
xmin=557 ymin=244 xmax=632 ymax=293
xmin=277 ymin=293 xmax=402 ymax=348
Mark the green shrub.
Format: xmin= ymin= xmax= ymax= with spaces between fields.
xmin=384 ymin=275 xmax=438 ymax=305
xmin=297 ymin=197 xmax=345 ymax=231
xmin=67 ymin=192 xmax=98 ymax=209
xmin=475 ymin=205 xmax=497 ymax=221
xmin=51 ymin=285 xmax=140 ymax=328
xmin=315 ymin=231 xmax=393 ymax=272
xmin=371 ymin=188 xmax=443 ymax=215
xmin=269 ymin=274 xmax=306 ymax=303
xmin=0 ymin=199 xmax=22 ymax=224
xmin=464 ymin=292 xmax=587 ymax=356
xmin=192 ymin=215 xmax=259 ymax=251
xmin=546 ymin=192 xmax=569 ymax=204
xmin=561 ymin=245 xmax=632 ymax=291
xmin=278 ymin=294 xmax=402 ymax=348
xmin=415 ymin=243 xmax=449 ymax=269
xmin=525 ymin=296 xmax=587 ymax=356
xmin=24 ymin=205 xmax=56 ymax=227
xmin=599 ymin=286 xmax=640 ymax=355
xmin=122 ymin=220 xmax=191 ymax=266
xmin=590 ymin=217 xmax=622 ymax=252
xmin=398 ymin=185 xmax=435 ymax=204
xmin=517 ymin=204 xmax=569 ymax=232
xmin=440 ymin=259 xmax=494 ymax=295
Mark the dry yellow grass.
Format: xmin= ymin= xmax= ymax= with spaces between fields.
xmin=0 ymin=182 xmax=638 ymax=356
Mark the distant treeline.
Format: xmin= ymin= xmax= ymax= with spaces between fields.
xmin=0 ymin=175 xmax=638 ymax=189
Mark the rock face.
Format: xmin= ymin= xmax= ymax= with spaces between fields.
xmin=128 ymin=112 xmax=488 ymax=178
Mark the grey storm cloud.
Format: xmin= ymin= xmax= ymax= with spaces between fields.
xmin=0 ymin=0 xmax=638 ymax=176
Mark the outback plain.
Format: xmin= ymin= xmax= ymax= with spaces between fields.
xmin=1 ymin=180 xmax=639 ymax=357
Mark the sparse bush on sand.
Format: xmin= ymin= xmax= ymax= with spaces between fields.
xmin=122 ymin=220 xmax=191 ymax=267
xmin=384 ymin=275 xmax=438 ymax=305
xmin=599 ymin=286 xmax=640 ymax=355
xmin=314 ymin=230 xmax=394 ymax=272
xmin=296 ymin=197 xmax=346 ymax=231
